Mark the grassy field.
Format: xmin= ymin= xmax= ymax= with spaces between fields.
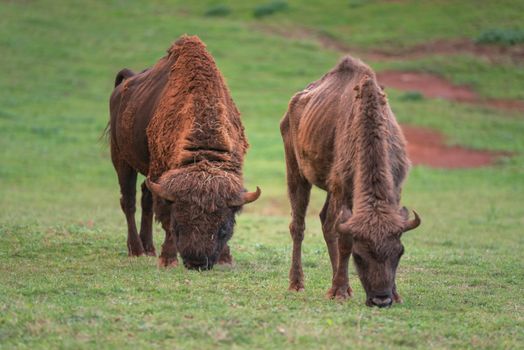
xmin=1 ymin=1 xmax=523 ymax=349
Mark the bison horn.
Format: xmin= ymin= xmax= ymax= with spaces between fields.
xmin=336 ymin=206 xmax=353 ymax=234
xmin=146 ymin=178 xmax=176 ymax=202
xmin=403 ymin=210 xmax=421 ymax=232
xmin=229 ymin=187 xmax=261 ymax=207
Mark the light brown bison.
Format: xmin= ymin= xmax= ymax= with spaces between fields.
xmin=107 ymin=35 xmax=260 ymax=270
xmin=280 ymin=56 xmax=420 ymax=307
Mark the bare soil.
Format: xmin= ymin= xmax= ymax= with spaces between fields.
xmin=258 ymin=24 xmax=523 ymax=110
xmin=378 ymin=71 xmax=477 ymax=101
xmin=257 ymin=25 xmax=524 ymax=63
xmin=377 ymin=71 xmax=524 ymax=112
xmin=402 ymin=125 xmax=507 ymax=168
xmin=364 ymin=39 xmax=524 ymax=63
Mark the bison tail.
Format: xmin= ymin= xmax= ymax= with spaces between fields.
xmin=100 ymin=122 xmax=111 ymax=144
xmin=114 ymin=68 xmax=135 ymax=87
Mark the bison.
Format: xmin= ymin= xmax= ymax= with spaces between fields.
xmin=280 ymin=56 xmax=421 ymax=307
xmin=107 ymin=35 xmax=260 ymax=270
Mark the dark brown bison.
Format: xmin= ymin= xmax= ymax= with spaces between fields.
xmin=280 ymin=56 xmax=420 ymax=307
xmin=107 ymin=35 xmax=260 ymax=270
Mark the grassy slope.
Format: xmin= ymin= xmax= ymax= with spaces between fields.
xmin=0 ymin=1 xmax=523 ymax=349
xmin=206 ymin=0 xmax=524 ymax=100
xmin=179 ymin=0 xmax=524 ymax=47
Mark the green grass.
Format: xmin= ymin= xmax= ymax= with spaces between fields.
xmin=204 ymin=4 xmax=232 ymax=17
xmin=1 ymin=1 xmax=523 ymax=349
xmin=476 ymin=28 xmax=524 ymax=46
xmin=253 ymin=1 xmax=289 ymax=18
xmin=173 ymin=0 xmax=524 ymax=48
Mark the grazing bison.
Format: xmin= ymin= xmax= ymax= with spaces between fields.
xmin=280 ymin=56 xmax=421 ymax=307
xmin=107 ymin=35 xmax=260 ymax=270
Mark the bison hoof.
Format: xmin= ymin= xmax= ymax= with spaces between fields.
xmin=288 ymin=281 xmax=305 ymax=292
xmin=393 ymin=291 xmax=403 ymax=304
xmin=326 ymin=285 xmax=353 ymax=301
xmin=127 ymin=241 xmax=145 ymax=257
xmin=217 ymin=261 xmax=234 ymax=268
xmin=158 ymin=257 xmax=179 ymax=268
xmin=217 ymin=256 xmax=234 ymax=266
xmin=128 ymin=249 xmax=145 ymax=257
xmin=144 ymin=248 xmax=156 ymax=257
xmin=140 ymin=237 xmax=156 ymax=256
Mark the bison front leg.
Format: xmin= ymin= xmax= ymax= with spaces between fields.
xmin=157 ymin=216 xmax=178 ymax=268
xmin=217 ymin=244 xmax=233 ymax=266
xmin=116 ymin=161 xmax=145 ymax=257
xmin=392 ymin=283 xmax=403 ymax=304
xmin=327 ymin=233 xmax=353 ymax=301
xmin=139 ymin=181 xmax=156 ymax=256
xmin=321 ymin=196 xmax=352 ymax=300
xmin=153 ymin=198 xmax=178 ymax=267
xmin=158 ymin=232 xmax=178 ymax=268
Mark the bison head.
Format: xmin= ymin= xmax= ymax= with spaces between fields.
xmin=337 ymin=206 xmax=421 ymax=307
xmin=147 ymin=168 xmax=260 ymax=270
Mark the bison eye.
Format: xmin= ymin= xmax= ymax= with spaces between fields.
xmin=398 ymin=246 xmax=405 ymax=259
xmin=353 ymin=253 xmax=364 ymax=265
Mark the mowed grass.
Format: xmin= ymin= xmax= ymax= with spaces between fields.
xmin=0 ymin=1 xmax=523 ymax=349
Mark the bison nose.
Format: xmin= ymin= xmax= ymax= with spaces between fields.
xmin=370 ymin=294 xmax=393 ymax=308
xmin=183 ymin=258 xmax=214 ymax=271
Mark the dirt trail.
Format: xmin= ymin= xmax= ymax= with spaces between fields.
xmin=377 ymin=71 xmax=524 ymax=112
xmin=257 ymin=24 xmax=524 ymax=112
xmin=317 ymin=34 xmax=524 ymax=112
xmin=402 ymin=125 xmax=507 ymax=168
xmin=257 ymin=25 xmax=524 ymax=63
xmin=379 ymin=72 xmax=476 ymax=101
xmin=363 ymin=39 xmax=524 ymax=63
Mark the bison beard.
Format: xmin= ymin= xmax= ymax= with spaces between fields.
xmin=107 ymin=35 xmax=260 ymax=270
xmin=280 ymin=56 xmax=420 ymax=306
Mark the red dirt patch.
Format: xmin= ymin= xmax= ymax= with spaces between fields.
xmin=402 ymin=125 xmax=507 ymax=168
xmin=378 ymin=71 xmax=476 ymax=102
xmin=377 ymin=71 xmax=524 ymax=112
xmin=256 ymin=24 xmax=524 ymax=112
xmin=256 ymin=24 xmax=524 ymax=63
xmin=365 ymin=39 xmax=524 ymax=63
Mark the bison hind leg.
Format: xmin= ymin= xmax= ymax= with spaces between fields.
xmin=114 ymin=159 xmax=145 ymax=257
xmin=139 ymin=181 xmax=156 ymax=256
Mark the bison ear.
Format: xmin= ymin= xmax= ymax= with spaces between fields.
xmin=336 ymin=205 xmax=353 ymax=234
xmin=402 ymin=209 xmax=421 ymax=233
xmin=146 ymin=177 xmax=176 ymax=202
xmin=399 ymin=206 xmax=409 ymax=221
xmin=228 ymin=187 xmax=261 ymax=207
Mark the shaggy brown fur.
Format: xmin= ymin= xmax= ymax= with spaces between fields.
xmin=280 ymin=56 xmax=420 ymax=307
xmin=108 ymin=35 xmax=260 ymax=269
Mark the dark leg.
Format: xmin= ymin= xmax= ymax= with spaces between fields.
xmin=319 ymin=194 xmax=339 ymax=280
xmin=287 ymin=178 xmax=311 ymax=292
xmin=393 ymin=283 xmax=403 ymax=303
xmin=158 ymin=230 xmax=178 ymax=268
xmin=328 ymin=233 xmax=353 ymax=300
xmin=139 ymin=181 xmax=156 ymax=256
xmin=115 ymin=161 xmax=144 ymax=257
xmin=217 ymin=244 xmax=233 ymax=265
xmin=283 ymin=151 xmax=311 ymax=291
xmin=321 ymin=196 xmax=353 ymax=300
xmin=155 ymin=201 xmax=178 ymax=268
